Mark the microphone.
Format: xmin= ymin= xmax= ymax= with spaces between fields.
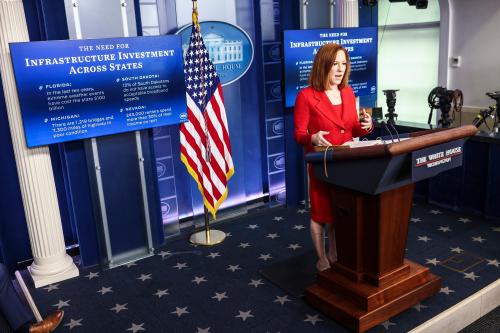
xmin=380 ymin=121 xmax=395 ymax=143
xmin=472 ymin=106 xmax=495 ymax=128
xmin=388 ymin=122 xmax=401 ymax=142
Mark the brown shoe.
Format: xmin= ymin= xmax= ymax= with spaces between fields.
xmin=29 ymin=310 xmax=64 ymax=333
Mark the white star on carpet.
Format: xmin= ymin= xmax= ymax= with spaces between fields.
xmin=52 ymin=299 xmax=70 ymax=309
xmin=410 ymin=217 xmax=422 ymax=223
xmin=492 ymin=226 xmax=500 ymax=232
xmin=425 ymin=258 xmax=440 ymax=266
xmin=472 ymin=236 xmax=486 ymax=243
xmin=249 ymin=279 xmax=264 ymax=287
xmin=486 ymin=259 xmax=499 ymax=268
xmin=206 ymin=252 xmax=220 ymax=259
xmin=258 ymin=254 xmax=272 ymax=261
xmin=430 ymin=209 xmax=442 ymax=214
xmin=97 ymin=286 xmax=113 ymax=295
xmin=171 ymin=306 xmax=189 ymax=317
xmin=380 ymin=320 xmax=396 ymax=330
xmin=304 ymin=314 xmax=323 ymax=325
xmin=297 ymin=209 xmax=307 ymax=214
xmin=126 ymin=323 xmax=145 ymax=333
xmin=110 ymin=303 xmax=128 ymax=313
xmin=227 ymin=265 xmax=241 ymax=272
xmin=458 ymin=217 xmax=472 ymax=223
xmin=153 ymin=289 xmax=169 ymax=298
xmin=158 ymin=251 xmax=172 ymax=259
xmin=412 ymin=303 xmax=428 ymax=312
xmin=192 ymin=276 xmax=207 ymax=284
xmin=64 ymin=318 xmax=83 ymax=330
xmin=173 ymin=262 xmax=188 ymax=270
xmin=43 ymin=284 xmax=59 ymax=292
xmin=238 ymin=242 xmax=251 ymax=248
xmin=197 ymin=328 xmax=210 ymax=333
xmin=267 ymin=233 xmax=279 ymax=239
xmin=247 ymin=224 xmax=259 ymax=229
xmin=293 ymin=225 xmax=305 ymax=230
xmin=137 ymin=274 xmax=152 ymax=282
xmin=212 ymin=292 xmax=228 ymax=302
xmin=225 ymin=232 xmax=232 ymax=237
xmin=273 ymin=216 xmax=284 ymax=221
xmin=418 ymin=236 xmax=432 ymax=242
xmin=274 ymin=295 xmax=291 ymax=305
xmin=235 ymin=310 xmax=254 ymax=321
xmin=85 ymin=272 xmax=99 ymax=280
xmin=125 ymin=262 xmax=137 ymax=268
xmin=437 ymin=226 xmax=451 ymax=232
xmin=440 ymin=286 xmax=455 ymax=295
xmin=464 ymin=271 xmax=479 ymax=281
xmin=450 ymin=247 xmax=464 ymax=253
xmin=288 ymin=243 xmax=301 ymax=250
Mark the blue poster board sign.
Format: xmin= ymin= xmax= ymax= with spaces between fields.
xmin=283 ymin=27 xmax=378 ymax=108
xmin=10 ymin=36 xmax=187 ymax=147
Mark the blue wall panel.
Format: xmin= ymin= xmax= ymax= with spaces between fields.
xmin=235 ymin=0 xmax=267 ymax=204
xmin=257 ymin=0 xmax=288 ymax=206
xmin=62 ymin=140 xmax=101 ymax=266
xmin=359 ymin=0 xmax=378 ymax=109
xmin=97 ymin=133 xmax=149 ymax=254
xmin=152 ymin=125 xmax=183 ymax=234
xmin=280 ymin=0 xmax=305 ymax=205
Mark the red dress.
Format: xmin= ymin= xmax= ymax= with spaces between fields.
xmin=293 ymin=86 xmax=371 ymax=224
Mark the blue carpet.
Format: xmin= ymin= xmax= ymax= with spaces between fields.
xmin=27 ymin=201 xmax=500 ymax=332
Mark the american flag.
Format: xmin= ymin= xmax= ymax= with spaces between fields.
xmin=180 ymin=21 xmax=234 ymax=219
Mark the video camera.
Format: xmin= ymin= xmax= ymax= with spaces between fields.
xmin=472 ymin=106 xmax=496 ymax=129
xmin=383 ymin=89 xmax=399 ymax=126
xmin=427 ymin=86 xmax=463 ymax=128
xmin=478 ymin=91 xmax=500 ymax=133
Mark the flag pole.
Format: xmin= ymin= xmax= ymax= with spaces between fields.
xmin=189 ymin=0 xmax=226 ymax=246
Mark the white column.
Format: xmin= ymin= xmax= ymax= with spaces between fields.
xmin=0 ymin=0 xmax=79 ymax=287
xmin=334 ymin=0 xmax=359 ymax=28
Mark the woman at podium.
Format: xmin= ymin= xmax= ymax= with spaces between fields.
xmin=294 ymin=43 xmax=373 ymax=272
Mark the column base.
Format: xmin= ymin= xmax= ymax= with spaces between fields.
xmin=29 ymin=255 xmax=79 ymax=288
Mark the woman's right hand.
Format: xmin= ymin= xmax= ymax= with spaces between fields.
xmin=311 ymin=131 xmax=332 ymax=146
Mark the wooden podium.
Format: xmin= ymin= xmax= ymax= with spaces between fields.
xmin=304 ymin=125 xmax=478 ymax=333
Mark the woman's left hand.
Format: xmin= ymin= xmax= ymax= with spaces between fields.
xmin=360 ymin=108 xmax=373 ymax=131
